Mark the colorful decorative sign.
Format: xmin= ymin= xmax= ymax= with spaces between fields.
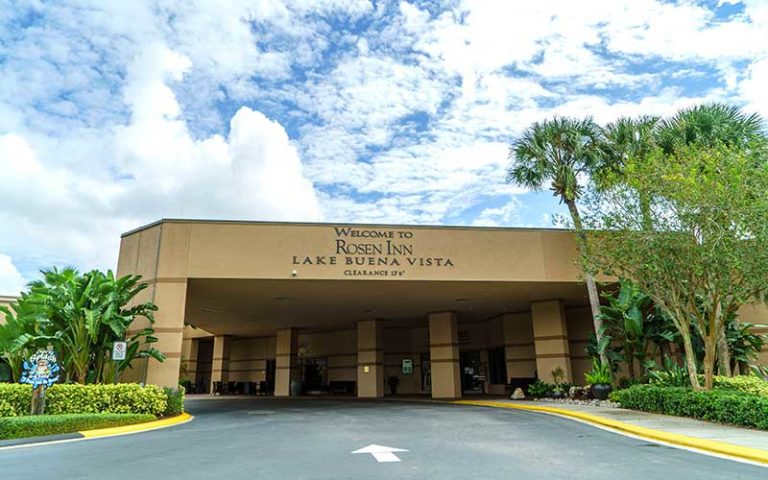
xmin=20 ymin=348 xmax=60 ymax=390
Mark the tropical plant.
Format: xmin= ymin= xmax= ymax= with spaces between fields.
xmin=647 ymin=357 xmax=691 ymax=388
xmin=584 ymin=358 xmax=612 ymax=385
xmin=598 ymin=279 xmax=676 ymax=379
xmin=657 ymin=103 xmax=766 ymax=154
xmin=3 ymin=268 xmax=163 ymax=384
xmin=585 ymin=144 xmax=768 ymax=390
xmin=508 ymin=116 xmax=608 ymax=365
xmin=0 ymin=291 xmax=58 ymax=382
xmin=726 ymin=321 xmax=767 ymax=376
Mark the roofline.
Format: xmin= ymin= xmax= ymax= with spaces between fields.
xmin=120 ymin=218 xmax=572 ymax=238
xmin=0 ymin=295 xmax=18 ymax=302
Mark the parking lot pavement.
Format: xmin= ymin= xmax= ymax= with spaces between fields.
xmin=1 ymin=398 xmax=765 ymax=480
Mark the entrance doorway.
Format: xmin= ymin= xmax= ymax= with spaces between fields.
xmin=302 ymin=357 xmax=328 ymax=392
xmin=460 ymin=351 xmax=485 ymax=394
xmin=195 ymin=339 xmax=213 ymax=393
xmin=265 ymin=359 xmax=276 ymax=395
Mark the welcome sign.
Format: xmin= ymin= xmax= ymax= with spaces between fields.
xmin=291 ymin=226 xmax=456 ymax=277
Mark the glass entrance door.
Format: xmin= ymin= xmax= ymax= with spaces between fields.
xmin=460 ymin=351 xmax=485 ymax=394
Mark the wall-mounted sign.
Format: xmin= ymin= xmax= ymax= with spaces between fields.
xmin=291 ymin=227 xmax=455 ymax=278
xmin=402 ymin=358 xmax=413 ymax=375
xmin=112 ymin=341 xmax=127 ymax=361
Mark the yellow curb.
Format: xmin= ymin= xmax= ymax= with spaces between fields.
xmin=80 ymin=412 xmax=193 ymax=438
xmin=453 ymin=400 xmax=768 ymax=465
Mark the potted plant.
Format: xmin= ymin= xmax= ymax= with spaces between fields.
xmin=584 ymin=358 xmax=613 ymax=400
xmin=387 ymin=376 xmax=400 ymax=395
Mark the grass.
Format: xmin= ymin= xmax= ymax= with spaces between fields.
xmin=0 ymin=413 xmax=156 ymax=440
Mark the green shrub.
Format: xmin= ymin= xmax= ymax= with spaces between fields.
xmin=0 ymin=400 xmax=16 ymax=417
xmin=0 ymin=384 xmax=32 ymax=416
xmin=712 ymin=375 xmax=768 ymax=396
xmin=0 ymin=413 xmax=154 ymax=440
xmin=528 ymin=380 xmax=553 ymax=398
xmin=163 ymin=387 xmax=185 ymax=416
xmin=0 ymin=383 xmax=167 ymax=416
xmin=611 ymin=385 xmax=768 ymax=430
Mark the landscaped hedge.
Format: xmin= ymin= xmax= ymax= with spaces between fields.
xmin=0 ymin=383 xmax=169 ymax=417
xmin=712 ymin=375 xmax=768 ymax=396
xmin=611 ymin=385 xmax=768 ymax=430
xmin=0 ymin=413 xmax=155 ymax=440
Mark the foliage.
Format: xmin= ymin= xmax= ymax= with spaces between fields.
xmin=0 ymin=413 xmax=154 ymax=440
xmin=584 ymin=144 xmax=768 ymax=390
xmin=163 ymin=387 xmax=185 ymax=416
xmin=527 ymin=380 xmax=553 ymax=398
xmin=598 ymin=279 xmax=676 ymax=379
xmin=0 ymin=291 xmax=58 ymax=382
xmin=712 ymin=375 xmax=768 ymax=397
xmin=611 ymin=385 xmax=768 ymax=430
xmin=508 ymin=116 xmax=608 ymax=365
xmin=1 ymin=268 xmax=163 ymax=384
xmin=726 ymin=321 xmax=767 ymax=376
xmin=0 ymin=383 xmax=169 ymax=417
xmin=550 ymin=366 xmax=565 ymax=385
xmin=584 ymin=358 xmax=612 ymax=385
xmin=647 ymin=357 xmax=691 ymax=388
xmin=0 ymin=400 xmax=16 ymax=417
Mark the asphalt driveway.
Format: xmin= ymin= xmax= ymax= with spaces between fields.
xmin=0 ymin=397 xmax=764 ymax=479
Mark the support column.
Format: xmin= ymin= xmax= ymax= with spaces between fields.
xmin=532 ymin=300 xmax=572 ymax=383
xmin=181 ymin=336 xmax=199 ymax=386
xmin=502 ymin=313 xmax=536 ymax=379
xmin=275 ymin=328 xmax=299 ymax=397
xmin=357 ymin=319 xmax=384 ymax=398
xmin=429 ymin=311 xmax=461 ymax=399
xmin=210 ymin=335 xmax=231 ymax=393
xmin=140 ymin=279 xmax=188 ymax=388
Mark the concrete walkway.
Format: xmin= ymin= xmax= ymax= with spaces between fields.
xmin=482 ymin=399 xmax=768 ymax=452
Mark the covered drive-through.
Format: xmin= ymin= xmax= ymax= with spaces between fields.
xmin=117 ymin=219 xmax=605 ymax=398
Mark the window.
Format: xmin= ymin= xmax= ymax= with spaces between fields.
xmin=488 ymin=348 xmax=506 ymax=385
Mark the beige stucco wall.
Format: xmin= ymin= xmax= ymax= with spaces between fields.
xmin=0 ymin=296 xmax=16 ymax=325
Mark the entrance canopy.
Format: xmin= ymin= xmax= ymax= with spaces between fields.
xmin=117 ymin=219 xmax=595 ymax=392
xmin=185 ymin=278 xmax=591 ymax=337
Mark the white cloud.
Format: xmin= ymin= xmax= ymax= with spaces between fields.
xmin=0 ymin=254 xmax=25 ymax=296
xmin=2 ymin=0 xmax=768 ymax=279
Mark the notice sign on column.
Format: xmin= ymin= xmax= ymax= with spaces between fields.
xmin=112 ymin=341 xmax=127 ymax=361
xmin=402 ymin=358 xmax=413 ymax=374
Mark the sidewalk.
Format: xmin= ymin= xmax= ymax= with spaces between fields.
xmin=454 ymin=398 xmax=768 ymax=464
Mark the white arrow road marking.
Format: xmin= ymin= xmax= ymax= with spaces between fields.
xmin=351 ymin=444 xmax=409 ymax=463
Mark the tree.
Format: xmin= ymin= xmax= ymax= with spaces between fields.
xmin=585 ymin=144 xmax=768 ymax=390
xmin=508 ymin=116 xmax=608 ymax=365
xmin=5 ymin=268 xmax=163 ymax=384
xmin=657 ymin=103 xmax=766 ymax=154
xmin=0 ymin=291 xmax=57 ymax=382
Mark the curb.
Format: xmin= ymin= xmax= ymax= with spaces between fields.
xmin=0 ymin=413 xmax=193 ymax=450
xmin=453 ymin=400 xmax=768 ymax=465
xmin=79 ymin=412 xmax=194 ymax=438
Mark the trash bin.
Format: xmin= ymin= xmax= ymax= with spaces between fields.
xmin=290 ymin=379 xmax=303 ymax=396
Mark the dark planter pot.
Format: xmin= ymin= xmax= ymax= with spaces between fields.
xmin=289 ymin=379 xmax=303 ymax=397
xmin=591 ymin=383 xmax=612 ymax=400
xmin=389 ymin=385 xmax=398 ymax=395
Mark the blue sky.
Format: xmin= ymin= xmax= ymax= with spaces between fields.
xmin=1 ymin=0 xmax=767 ymax=292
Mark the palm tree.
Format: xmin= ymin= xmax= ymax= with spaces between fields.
xmin=601 ymin=116 xmax=661 ymax=230
xmin=508 ymin=116 xmax=609 ymax=366
xmin=658 ymin=103 xmax=765 ymax=153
